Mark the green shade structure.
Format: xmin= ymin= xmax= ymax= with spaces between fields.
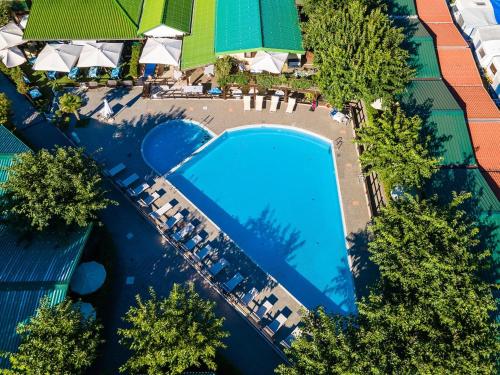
xmin=139 ymin=0 xmax=194 ymax=35
xmin=70 ymin=261 xmax=106 ymax=295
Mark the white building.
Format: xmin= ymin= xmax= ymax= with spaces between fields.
xmin=452 ymin=0 xmax=497 ymax=37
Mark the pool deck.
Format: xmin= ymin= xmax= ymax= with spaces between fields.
xmin=69 ymin=87 xmax=372 ymax=371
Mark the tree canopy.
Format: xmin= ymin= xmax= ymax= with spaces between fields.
xmin=3 ymin=298 xmax=103 ymax=375
xmin=0 ymin=146 xmax=116 ymax=231
xmin=301 ymin=0 xmax=413 ymax=107
xmin=0 ymin=93 xmax=11 ymax=125
xmin=277 ymin=195 xmax=498 ymax=374
xmin=118 ymin=284 xmax=229 ymax=375
xmin=355 ymin=106 xmax=438 ymax=190
xmin=58 ymin=93 xmax=83 ymax=120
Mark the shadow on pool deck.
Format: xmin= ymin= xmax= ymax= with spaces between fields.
xmin=168 ymin=174 xmax=357 ymax=315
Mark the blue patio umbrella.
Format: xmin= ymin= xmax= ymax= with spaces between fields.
xmin=73 ymin=301 xmax=96 ymax=320
xmin=70 ymin=261 xmax=106 ymax=295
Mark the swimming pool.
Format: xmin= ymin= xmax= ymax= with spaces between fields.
xmin=167 ymin=126 xmax=356 ymax=314
xmin=141 ymin=119 xmax=212 ymax=175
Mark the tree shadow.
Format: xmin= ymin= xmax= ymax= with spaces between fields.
xmin=346 ymin=228 xmax=378 ymax=299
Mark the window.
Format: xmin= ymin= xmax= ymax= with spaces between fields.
xmin=490 ymin=63 xmax=497 ymax=76
xmin=478 ymin=48 xmax=485 ymax=58
xmin=244 ymin=52 xmax=256 ymax=58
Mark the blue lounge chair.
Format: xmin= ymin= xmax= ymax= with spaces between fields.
xmin=28 ymin=88 xmax=42 ymax=99
xmin=143 ymin=64 xmax=156 ymax=78
xmin=28 ymin=56 xmax=36 ymax=65
xmin=208 ymin=87 xmax=222 ymax=95
xmin=47 ymin=71 xmax=57 ymax=80
xmin=88 ymin=67 xmax=99 ymax=79
xmin=110 ymin=66 xmax=122 ymax=80
xmin=68 ymin=67 xmax=79 ymax=80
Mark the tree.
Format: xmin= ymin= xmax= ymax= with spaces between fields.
xmin=0 ymin=1 xmax=11 ymax=26
xmin=59 ymin=93 xmax=82 ymax=120
xmin=214 ymin=56 xmax=234 ymax=86
xmin=0 ymin=93 xmax=11 ymax=125
xmin=0 ymin=146 xmax=116 ymax=231
xmin=302 ymin=0 xmax=413 ymax=107
xmin=355 ymin=106 xmax=438 ymax=190
xmin=118 ymin=284 xmax=229 ymax=375
xmin=3 ymin=298 xmax=103 ymax=374
xmin=276 ymin=308 xmax=359 ymax=375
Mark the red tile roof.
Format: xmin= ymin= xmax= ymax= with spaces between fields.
xmin=415 ymin=0 xmax=453 ymax=23
xmin=468 ymin=122 xmax=500 ymax=171
xmin=437 ymin=48 xmax=483 ymax=86
xmin=450 ymin=86 xmax=500 ymax=119
xmin=488 ymin=172 xmax=500 ymax=194
xmin=425 ymin=23 xmax=468 ymax=47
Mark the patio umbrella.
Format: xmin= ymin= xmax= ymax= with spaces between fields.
xmin=250 ymin=51 xmax=288 ymax=74
xmin=73 ymin=301 xmax=96 ymax=320
xmin=70 ymin=261 xmax=106 ymax=295
xmin=33 ymin=43 xmax=82 ymax=72
xmin=139 ymin=38 xmax=182 ymax=66
xmin=77 ymin=42 xmax=123 ymax=68
xmin=0 ymin=22 xmax=25 ymax=50
xmin=99 ymin=99 xmax=113 ymax=119
xmin=0 ymin=46 xmax=26 ymax=68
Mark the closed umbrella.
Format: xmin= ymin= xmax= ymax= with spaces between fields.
xmin=70 ymin=261 xmax=106 ymax=295
xmin=250 ymin=51 xmax=288 ymax=74
xmin=77 ymin=42 xmax=123 ymax=68
xmin=0 ymin=46 xmax=26 ymax=68
xmin=99 ymin=99 xmax=113 ymax=119
xmin=139 ymin=38 xmax=182 ymax=66
xmin=0 ymin=22 xmax=24 ymax=50
xmin=33 ymin=43 xmax=82 ymax=72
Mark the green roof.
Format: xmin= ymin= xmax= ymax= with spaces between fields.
xmin=399 ymin=80 xmax=462 ymax=113
xmin=215 ymin=0 xmax=303 ymax=54
xmin=24 ymin=0 xmax=140 ymax=40
xmin=386 ymin=0 xmax=417 ymax=16
xmin=139 ymin=0 xmax=194 ymax=34
xmin=117 ymin=0 xmax=145 ymax=24
xmin=425 ymin=110 xmax=476 ymax=166
xmin=181 ymin=0 xmax=216 ymax=69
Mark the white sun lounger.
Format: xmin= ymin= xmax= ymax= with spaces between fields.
xmin=164 ymin=212 xmax=184 ymax=230
xmin=286 ymin=97 xmax=296 ymax=113
xmin=117 ymin=173 xmax=139 ymax=188
xmin=193 ymin=244 xmax=213 ymax=262
xmin=270 ymin=95 xmax=279 ymax=112
xmin=127 ymin=182 xmax=150 ymax=197
xmin=280 ymin=327 xmax=302 ymax=349
xmin=264 ymin=313 xmax=289 ymax=336
xmin=243 ymin=95 xmax=251 ymax=111
xmin=252 ymin=299 xmax=274 ymax=321
xmin=208 ymin=258 xmax=228 ymax=276
xmin=138 ymin=191 xmax=160 ymax=207
xmin=222 ymin=272 xmax=244 ymax=293
xmin=240 ymin=287 xmax=258 ymax=306
xmin=149 ymin=200 xmax=174 ymax=220
xmin=172 ymin=223 xmax=195 ymax=242
xmin=255 ymin=95 xmax=264 ymax=111
xmin=185 ymin=234 xmax=203 ymax=251
xmin=104 ymin=162 xmax=125 ymax=177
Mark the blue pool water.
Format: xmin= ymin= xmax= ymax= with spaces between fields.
xmin=142 ymin=120 xmax=212 ymax=175
xmin=166 ymin=126 xmax=356 ymax=314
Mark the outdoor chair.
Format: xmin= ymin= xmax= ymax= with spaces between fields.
xmin=138 ymin=191 xmax=160 ymax=207
xmin=127 ymin=182 xmax=150 ymax=197
xmin=149 ymin=200 xmax=176 ymax=220
xmin=47 ymin=71 xmax=57 ymax=80
xmin=270 ymin=95 xmax=279 ymax=112
xmin=244 ymin=95 xmax=251 ymax=111
xmin=164 ymin=211 xmax=184 ymax=230
xmin=28 ymin=88 xmax=42 ymax=100
xmin=110 ymin=66 xmax=122 ymax=80
xmin=255 ymin=95 xmax=264 ymax=111
xmin=88 ymin=67 xmax=100 ymax=79
xmin=185 ymin=233 xmax=204 ymax=251
xmin=172 ymin=222 xmax=195 ymax=242
xmin=252 ymin=299 xmax=274 ymax=321
xmin=286 ymin=97 xmax=297 ymax=113
xmin=68 ymin=67 xmax=79 ymax=80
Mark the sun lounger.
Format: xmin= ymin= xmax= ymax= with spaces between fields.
xmin=88 ymin=67 xmax=99 ymax=79
xmin=222 ymin=273 xmax=244 ymax=293
xmin=243 ymin=95 xmax=251 ymax=111
xmin=110 ymin=66 xmax=122 ymax=80
xmin=286 ymin=97 xmax=296 ymax=113
xmin=255 ymin=95 xmax=264 ymax=111
xmin=240 ymin=287 xmax=258 ymax=306
xmin=139 ymin=191 xmax=160 ymax=207
xmin=208 ymin=258 xmax=229 ymax=276
xmin=270 ymin=95 xmax=279 ymax=112
xmin=172 ymin=223 xmax=195 ymax=242
xmin=104 ymin=163 xmax=125 ymax=177
xmin=185 ymin=234 xmax=203 ymax=251
xmin=193 ymin=244 xmax=213 ymax=262
xmin=280 ymin=327 xmax=302 ymax=349
xmin=252 ymin=299 xmax=274 ymax=321
xmin=264 ymin=312 xmax=289 ymax=336
xmin=68 ymin=67 xmax=79 ymax=80
xmin=149 ymin=200 xmax=175 ymax=220
xmin=117 ymin=173 xmax=139 ymax=188
xmin=127 ymin=182 xmax=149 ymax=197
xmin=164 ymin=211 xmax=184 ymax=230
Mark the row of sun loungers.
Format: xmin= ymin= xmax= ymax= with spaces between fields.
xmin=243 ymin=95 xmax=296 ymax=113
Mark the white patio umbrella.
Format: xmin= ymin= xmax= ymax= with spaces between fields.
xmin=0 ymin=46 xmax=26 ymax=68
xmin=33 ymin=43 xmax=82 ymax=72
xmin=250 ymin=51 xmax=289 ymax=74
xmin=139 ymin=38 xmax=182 ymax=66
xmin=70 ymin=261 xmax=106 ymax=295
xmin=77 ymin=42 xmax=123 ymax=68
xmin=99 ymin=99 xmax=113 ymax=119
xmin=0 ymin=22 xmax=24 ymax=50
